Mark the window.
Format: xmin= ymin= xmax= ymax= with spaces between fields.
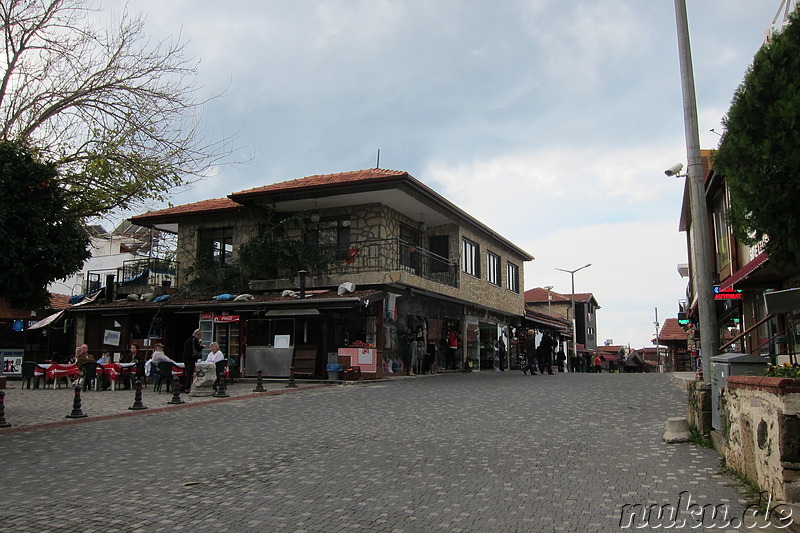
xmin=428 ymin=235 xmax=450 ymax=273
xmin=506 ymin=262 xmax=519 ymax=293
xmin=308 ymin=217 xmax=351 ymax=249
xmin=487 ymin=252 xmax=501 ymax=285
xmin=200 ymin=228 xmax=234 ymax=266
xmin=462 ymin=238 xmax=479 ymax=277
xmin=712 ymin=189 xmax=731 ymax=273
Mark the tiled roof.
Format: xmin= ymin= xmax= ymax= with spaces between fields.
xmin=524 ymin=287 xmax=593 ymax=304
xmin=130 ymin=198 xmax=243 ymax=221
xmin=49 ymin=293 xmax=72 ymax=310
xmin=232 ymin=169 xmax=408 ymax=198
xmin=656 ymin=318 xmax=687 ymax=342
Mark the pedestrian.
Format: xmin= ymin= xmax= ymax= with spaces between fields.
xmin=182 ymin=328 xmax=203 ymax=393
xmin=522 ymin=329 xmax=537 ymax=375
xmin=411 ymin=325 xmax=425 ymax=376
xmin=497 ymin=335 xmax=506 ymax=371
xmin=447 ymin=327 xmax=459 ymax=371
xmin=594 ymin=354 xmax=602 ymax=373
xmin=537 ymin=336 xmax=554 ymax=375
xmin=556 ymin=348 xmax=566 ymax=372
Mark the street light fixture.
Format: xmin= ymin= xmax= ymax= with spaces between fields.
xmin=543 ymin=285 xmax=553 ymax=314
xmin=555 ymin=263 xmax=591 ymax=372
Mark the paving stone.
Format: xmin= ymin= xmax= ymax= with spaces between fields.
xmin=0 ymin=373 xmax=791 ymax=531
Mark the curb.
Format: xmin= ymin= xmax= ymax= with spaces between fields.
xmin=0 ymin=383 xmax=329 ymax=435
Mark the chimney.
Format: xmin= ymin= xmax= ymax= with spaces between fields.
xmin=298 ymin=270 xmax=307 ymax=299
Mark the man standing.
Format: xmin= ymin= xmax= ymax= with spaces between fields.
xmin=182 ymin=329 xmax=203 ymax=393
xmin=522 ymin=329 xmax=537 ymax=375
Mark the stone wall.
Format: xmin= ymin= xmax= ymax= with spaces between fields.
xmin=721 ymin=376 xmax=800 ymax=502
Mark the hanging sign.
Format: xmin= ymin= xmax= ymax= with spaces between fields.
xmin=714 ymin=286 xmax=742 ymax=300
xmin=214 ymin=315 xmax=240 ymax=323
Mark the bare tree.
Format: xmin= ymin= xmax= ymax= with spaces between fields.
xmin=0 ymin=0 xmax=231 ymax=219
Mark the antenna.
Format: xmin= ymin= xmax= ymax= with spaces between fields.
xmin=376 ymin=149 xmax=380 ymax=169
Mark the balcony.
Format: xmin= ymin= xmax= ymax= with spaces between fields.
xmin=85 ymin=258 xmax=179 ymax=297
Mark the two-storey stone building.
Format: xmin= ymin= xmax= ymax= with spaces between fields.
xmin=68 ymin=169 xmax=533 ymax=378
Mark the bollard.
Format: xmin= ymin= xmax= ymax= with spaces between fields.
xmin=128 ymin=379 xmax=148 ymax=410
xmin=0 ymin=391 xmax=11 ymax=428
xmin=66 ymin=385 xmax=88 ymax=418
xmin=213 ymin=372 xmax=229 ymax=398
xmin=286 ymin=366 xmax=297 ymax=388
xmin=253 ymin=370 xmax=265 ymax=392
xmin=168 ymin=377 xmax=185 ymax=404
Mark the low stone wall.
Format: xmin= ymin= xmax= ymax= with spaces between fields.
xmin=722 ymin=376 xmax=800 ymax=502
xmin=687 ymin=380 xmax=712 ymax=436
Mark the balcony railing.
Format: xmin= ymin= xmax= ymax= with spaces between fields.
xmin=318 ymin=239 xmax=459 ymax=288
xmin=85 ymin=258 xmax=179 ymax=295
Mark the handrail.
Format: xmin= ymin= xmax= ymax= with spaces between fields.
xmin=719 ymin=314 xmax=776 ymax=352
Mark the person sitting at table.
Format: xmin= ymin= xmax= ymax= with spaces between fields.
xmin=205 ymin=342 xmax=225 ymax=364
xmin=150 ymin=343 xmax=179 ymax=365
xmin=75 ymin=344 xmax=94 ymax=366
xmin=96 ymin=350 xmax=114 ymax=390
xmin=120 ymin=343 xmax=140 ymax=389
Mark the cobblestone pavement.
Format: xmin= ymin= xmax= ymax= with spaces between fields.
xmin=0 ymin=372 xmax=788 ymax=532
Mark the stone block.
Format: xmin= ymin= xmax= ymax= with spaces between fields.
xmin=664 ymin=417 xmax=691 ymax=443
xmin=781 ymin=414 xmax=800 ymax=463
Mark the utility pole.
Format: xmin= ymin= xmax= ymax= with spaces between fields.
xmin=673 ymin=0 xmax=719 ymax=381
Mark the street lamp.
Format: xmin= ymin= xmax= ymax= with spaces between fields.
xmin=555 ymin=263 xmax=591 ymax=372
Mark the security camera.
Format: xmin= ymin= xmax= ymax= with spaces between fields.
xmin=665 ymin=163 xmax=684 ymax=177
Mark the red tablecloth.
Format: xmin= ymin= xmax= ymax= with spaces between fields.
xmin=98 ymin=363 xmax=135 ymax=382
xmin=46 ymin=364 xmax=79 ymax=381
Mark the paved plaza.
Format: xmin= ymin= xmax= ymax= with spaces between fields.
xmin=0 ymin=372 xmax=788 ymax=532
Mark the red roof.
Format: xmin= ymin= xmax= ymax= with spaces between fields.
xmin=232 ymin=168 xmax=408 ymax=198
xmin=130 ymin=198 xmax=244 ymax=222
xmin=656 ymin=318 xmax=687 ymax=342
xmin=49 ymin=293 xmax=73 ymax=310
xmin=524 ymin=287 xmax=593 ymax=304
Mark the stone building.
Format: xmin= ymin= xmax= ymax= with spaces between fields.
xmin=67 ymin=169 xmax=533 ymax=378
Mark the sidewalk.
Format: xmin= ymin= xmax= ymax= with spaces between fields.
xmin=0 ymin=378 xmax=330 ymax=434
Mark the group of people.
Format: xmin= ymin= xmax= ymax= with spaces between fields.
xmin=521 ymin=330 xmax=563 ymax=375
xmin=69 ymin=328 xmax=228 ymax=393
xmin=149 ymin=329 xmax=226 ymax=393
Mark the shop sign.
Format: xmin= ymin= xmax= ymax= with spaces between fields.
xmin=214 ymin=314 xmax=240 ymax=323
xmin=714 ymin=286 xmax=743 ymax=300
xmin=200 ymin=312 xmax=214 ymax=320
xmin=2 ymin=349 xmax=23 ymax=375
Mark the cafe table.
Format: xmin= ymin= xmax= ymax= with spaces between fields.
xmin=97 ymin=362 xmax=136 ymax=391
xmin=43 ymin=363 xmax=79 ymax=389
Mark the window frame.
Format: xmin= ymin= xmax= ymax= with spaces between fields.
xmin=462 ymin=238 xmax=480 ymax=277
xmin=487 ymin=251 xmax=501 ymax=286
xmin=199 ymin=227 xmax=234 ymax=266
xmin=506 ymin=261 xmax=519 ymax=293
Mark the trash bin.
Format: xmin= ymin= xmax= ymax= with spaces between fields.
xmin=326 ymin=364 xmax=343 ymax=381
xmin=342 ymin=366 xmax=361 ymax=381
xmin=710 ymin=353 xmax=769 ymax=430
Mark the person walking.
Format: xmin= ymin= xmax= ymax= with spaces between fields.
xmin=556 ymin=348 xmax=567 ymax=372
xmin=447 ymin=327 xmax=459 ymax=371
xmin=182 ymin=329 xmax=203 ymax=393
xmin=522 ymin=329 xmax=537 ymax=375
xmin=594 ymin=354 xmax=602 ymax=373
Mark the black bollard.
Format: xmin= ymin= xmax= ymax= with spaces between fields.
xmin=253 ymin=370 xmax=265 ymax=392
xmin=0 ymin=391 xmax=11 ymax=428
xmin=213 ymin=372 xmax=229 ymax=398
xmin=128 ymin=378 xmax=148 ymax=410
xmin=286 ymin=366 xmax=297 ymax=388
xmin=168 ymin=377 xmax=185 ymax=404
xmin=66 ymin=385 xmax=88 ymax=418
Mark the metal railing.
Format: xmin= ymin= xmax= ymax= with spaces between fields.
xmin=318 ymin=239 xmax=459 ymax=288
xmin=85 ymin=258 xmax=179 ymax=295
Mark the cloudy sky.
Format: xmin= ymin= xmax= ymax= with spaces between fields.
xmin=101 ymin=0 xmax=787 ymax=349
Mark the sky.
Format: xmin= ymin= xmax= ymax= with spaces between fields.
xmin=97 ymin=0 xmax=789 ymax=350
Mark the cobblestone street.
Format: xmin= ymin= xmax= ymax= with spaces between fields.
xmin=0 ymin=372 xmax=776 ymax=532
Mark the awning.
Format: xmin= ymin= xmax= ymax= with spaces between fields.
xmin=265 ymin=308 xmax=321 ymax=317
xmin=28 ymin=310 xmax=65 ymax=330
xmin=719 ymin=251 xmax=768 ymax=290
xmin=600 ymin=353 xmax=617 ymax=362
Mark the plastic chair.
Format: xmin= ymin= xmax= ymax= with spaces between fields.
xmin=21 ymin=361 xmax=41 ymax=389
xmin=80 ymin=361 xmax=101 ymax=391
xmin=154 ymin=361 xmax=175 ymax=393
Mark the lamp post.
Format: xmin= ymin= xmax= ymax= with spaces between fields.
xmin=673 ymin=0 xmax=719 ymax=381
xmin=555 ymin=264 xmax=591 ymax=372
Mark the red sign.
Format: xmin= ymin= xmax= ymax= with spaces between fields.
xmin=200 ymin=312 xmax=214 ymax=320
xmin=714 ymin=286 xmax=743 ymax=300
xmin=214 ymin=315 xmax=240 ymax=323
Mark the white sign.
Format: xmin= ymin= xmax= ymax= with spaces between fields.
xmin=2 ymin=349 xmax=24 ymax=375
